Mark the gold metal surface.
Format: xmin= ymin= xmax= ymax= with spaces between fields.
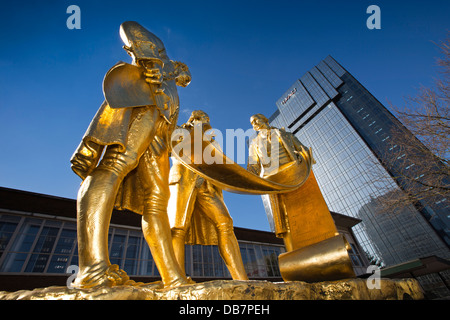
xmin=170 ymin=129 xmax=313 ymax=195
xmin=70 ymin=21 xmax=190 ymax=289
xmin=278 ymin=235 xmax=355 ymax=282
xmin=103 ymin=62 xmax=156 ymax=109
xmin=168 ymin=111 xmax=248 ymax=280
xmin=280 ymin=171 xmax=339 ymax=250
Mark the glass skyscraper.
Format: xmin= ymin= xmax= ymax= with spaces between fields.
xmin=267 ymin=56 xmax=449 ymax=268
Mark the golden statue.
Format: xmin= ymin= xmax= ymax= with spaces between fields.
xmin=2 ymin=21 xmax=427 ymax=301
xmin=247 ymin=114 xmax=356 ymax=282
xmin=168 ymin=110 xmax=248 ymax=281
xmin=70 ymin=21 xmax=191 ymax=289
xmin=247 ymin=113 xmax=314 ymax=251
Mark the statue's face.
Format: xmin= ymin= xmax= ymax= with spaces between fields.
xmin=191 ymin=112 xmax=209 ymax=124
xmin=189 ymin=111 xmax=211 ymax=131
xmin=251 ymin=117 xmax=269 ymax=131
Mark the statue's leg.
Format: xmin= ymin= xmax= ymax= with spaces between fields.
xmin=74 ymin=107 xmax=158 ymax=288
xmin=170 ymin=227 xmax=187 ymax=274
xmin=75 ymin=164 xmax=129 ymax=288
xmin=277 ymin=194 xmax=295 ymax=252
xmin=196 ymin=185 xmax=249 ymax=280
xmin=168 ymin=183 xmax=198 ymax=275
xmin=138 ymin=147 xmax=188 ymax=288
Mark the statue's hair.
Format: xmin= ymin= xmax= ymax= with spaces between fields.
xmin=250 ymin=113 xmax=268 ymax=124
xmin=187 ymin=110 xmax=210 ymax=124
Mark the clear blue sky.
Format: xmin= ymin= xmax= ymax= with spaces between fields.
xmin=0 ymin=0 xmax=449 ymax=232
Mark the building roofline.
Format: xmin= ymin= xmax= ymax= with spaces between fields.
xmin=330 ymin=211 xmax=362 ymax=228
xmin=0 ymin=186 xmax=283 ymax=244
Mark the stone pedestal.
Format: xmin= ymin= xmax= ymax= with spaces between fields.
xmin=0 ymin=278 xmax=424 ymax=300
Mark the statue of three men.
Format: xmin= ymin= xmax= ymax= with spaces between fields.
xmin=70 ymin=21 xmax=352 ymax=289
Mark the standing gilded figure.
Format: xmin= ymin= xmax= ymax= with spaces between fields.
xmin=70 ymin=21 xmax=191 ymax=289
xmin=168 ymin=110 xmax=248 ymax=280
xmin=247 ymin=113 xmax=314 ymax=251
xmin=247 ymin=113 xmax=355 ymax=282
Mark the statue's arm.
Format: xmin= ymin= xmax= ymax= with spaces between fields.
xmin=292 ymin=134 xmax=308 ymax=153
xmin=247 ymin=141 xmax=261 ymax=175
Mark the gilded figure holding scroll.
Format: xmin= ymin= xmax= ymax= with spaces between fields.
xmin=247 ymin=113 xmax=355 ymax=282
xmin=247 ymin=113 xmax=314 ymax=251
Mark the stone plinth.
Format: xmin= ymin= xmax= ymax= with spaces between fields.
xmin=0 ymin=278 xmax=424 ymax=300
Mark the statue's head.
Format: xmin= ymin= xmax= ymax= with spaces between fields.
xmin=250 ymin=113 xmax=270 ymax=131
xmin=187 ymin=110 xmax=210 ymax=125
xmin=119 ymin=21 xmax=169 ymax=66
xmin=119 ymin=21 xmax=191 ymax=88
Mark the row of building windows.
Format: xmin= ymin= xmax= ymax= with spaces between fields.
xmin=0 ymin=213 xmax=284 ymax=279
xmin=300 ymin=72 xmax=329 ymax=108
xmin=342 ymin=78 xmax=446 ymax=216
xmin=316 ymin=60 xmax=343 ymax=88
xmin=337 ymin=76 xmax=449 ymax=213
xmin=309 ymin=66 xmax=339 ymax=99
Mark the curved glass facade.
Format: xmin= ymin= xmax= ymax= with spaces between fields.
xmin=268 ymin=56 xmax=450 ymax=268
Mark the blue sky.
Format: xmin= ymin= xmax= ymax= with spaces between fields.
xmin=0 ymin=0 xmax=449 ymax=232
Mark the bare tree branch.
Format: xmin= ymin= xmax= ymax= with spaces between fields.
xmin=369 ymin=34 xmax=450 ymax=212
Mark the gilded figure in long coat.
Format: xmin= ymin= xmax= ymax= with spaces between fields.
xmin=168 ymin=110 xmax=248 ymax=280
xmin=247 ymin=113 xmax=314 ymax=251
xmin=70 ymin=22 xmax=191 ymax=289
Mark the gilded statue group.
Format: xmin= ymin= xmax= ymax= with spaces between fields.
xmin=70 ymin=22 xmax=355 ymax=289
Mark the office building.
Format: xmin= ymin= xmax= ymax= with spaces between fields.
xmin=0 ymin=187 xmax=364 ymax=291
xmin=267 ymin=56 xmax=450 ymax=268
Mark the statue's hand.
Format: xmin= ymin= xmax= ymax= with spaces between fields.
xmin=144 ymin=67 xmax=163 ymax=85
xmin=143 ymin=67 xmax=164 ymax=94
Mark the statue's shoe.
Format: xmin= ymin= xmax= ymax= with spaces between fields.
xmin=72 ymin=264 xmax=134 ymax=289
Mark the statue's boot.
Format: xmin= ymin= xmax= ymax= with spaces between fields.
xmin=217 ymin=223 xmax=249 ymax=280
xmin=72 ymin=263 xmax=134 ymax=289
xmin=142 ymin=209 xmax=189 ymax=289
xmin=74 ymin=168 xmax=132 ymax=289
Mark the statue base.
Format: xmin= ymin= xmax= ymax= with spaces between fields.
xmin=0 ymin=278 xmax=424 ymax=300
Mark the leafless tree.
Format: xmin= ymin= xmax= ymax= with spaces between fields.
xmin=374 ymin=35 xmax=450 ymax=212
